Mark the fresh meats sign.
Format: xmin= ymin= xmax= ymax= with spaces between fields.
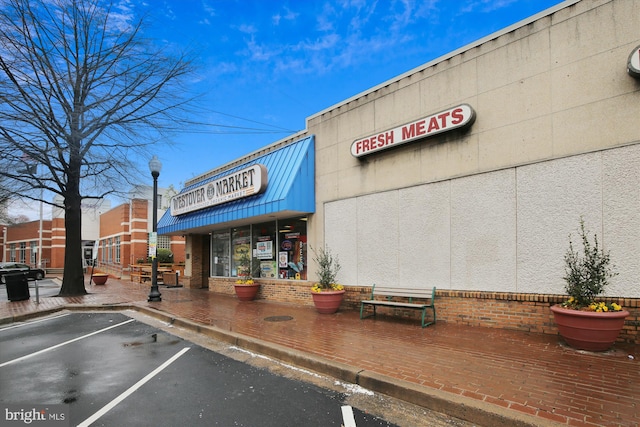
xmin=350 ymin=104 xmax=475 ymax=158
xmin=171 ymin=164 xmax=267 ymax=216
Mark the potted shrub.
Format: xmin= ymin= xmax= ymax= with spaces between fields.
xmin=310 ymin=246 xmax=344 ymax=314
xmin=233 ymin=249 xmax=260 ymax=301
xmin=550 ymin=218 xmax=629 ymax=351
xmin=91 ymin=273 xmax=109 ymax=285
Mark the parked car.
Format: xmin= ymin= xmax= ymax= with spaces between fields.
xmin=0 ymin=262 xmax=46 ymax=284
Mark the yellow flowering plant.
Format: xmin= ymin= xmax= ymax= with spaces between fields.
xmin=561 ymin=296 xmax=622 ymax=312
xmin=560 ymin=218 xmax=622 ymax=312
xmin=311 ymin=283 xmax=344 ymax=293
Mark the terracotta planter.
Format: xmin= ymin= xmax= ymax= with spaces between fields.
xmin=92 ymin=274 xmax=109 ymax=285
xmin=550 ymin=304 xmax=629 ymax=351
xmin=311 ymin=290 xmax=345 ymax=314
xmin=234 ymin=284 xmax=260 ymax=301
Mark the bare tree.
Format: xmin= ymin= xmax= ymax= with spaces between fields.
xmin=0 ymin=0 xmax=195 ymax=295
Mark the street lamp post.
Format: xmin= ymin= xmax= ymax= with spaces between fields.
xmin=147 ymin=155 xmax=162 ymax=302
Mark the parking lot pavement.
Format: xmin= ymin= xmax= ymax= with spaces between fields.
xmin=3 ymin=276 xmax=639 ymax=427
xmin=0 ymin=312 xmax=469 ymax=427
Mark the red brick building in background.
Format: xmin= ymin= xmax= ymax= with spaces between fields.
xmin=97 ymin=198 xmax=185 ymax=272
xmin=1 ymin=220 xmax=52 ymax=266
xmin=1 ymin=187 xmax=184 ymax=274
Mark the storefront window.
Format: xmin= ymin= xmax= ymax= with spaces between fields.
xmin=277 ymin=217 xmax=307 ymax=280
xmin=253 ymin=222 xmax=276 ymax=279
xmin=209 ymin=217 xmax=308 ymax=280
xmin=231 ymin=226 xmax=251 ymax=277
xmin=212 ymin=230 xmax=230 ymax=277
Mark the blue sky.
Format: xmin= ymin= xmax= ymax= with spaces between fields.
xmin=141 ymin=0 xmax=565 ymax=191
xmin=11 ymin=0 xmax=569 ymax=219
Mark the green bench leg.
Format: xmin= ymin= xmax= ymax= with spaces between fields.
xmin=420 ymin=306 xmax=436 ymax=327
xmin=360 ymin=303 xmax=376 ymax=320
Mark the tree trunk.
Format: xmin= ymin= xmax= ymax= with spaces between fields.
xmin=58 ymin=156 xmax=87 ymax=296
xmin=59 ymin=192 xmax=86 ymax=296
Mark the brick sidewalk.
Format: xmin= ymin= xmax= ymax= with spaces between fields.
xmin=1 ymin=276 xmax=639 ymax=427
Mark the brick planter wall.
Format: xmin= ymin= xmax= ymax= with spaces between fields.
xmin=202 ymin=278 xmax=640 ymax=345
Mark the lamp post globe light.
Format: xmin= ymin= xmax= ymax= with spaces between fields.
xmin=148 ymin=155 xmax=162 ymax=302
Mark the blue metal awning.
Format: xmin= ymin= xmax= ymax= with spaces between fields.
xmin=157 ymin=135 xmax=315 ymax=235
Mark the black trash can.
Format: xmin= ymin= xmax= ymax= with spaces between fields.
xmin=5 ymin=273 xmax=30 ymax=301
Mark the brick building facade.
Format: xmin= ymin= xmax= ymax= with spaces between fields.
xmin=2 ymin=192 xmax=184 ymax=272
xmin=96 ymin=198 xmax=185 ymax=271
xmin=1 ymin=220 xmax=52 ymax=267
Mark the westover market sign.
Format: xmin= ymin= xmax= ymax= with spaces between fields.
xmin=171 ymin=164 xmax=268 ymax=216
xmin=350 ymin=104 xmax=476 ymax=158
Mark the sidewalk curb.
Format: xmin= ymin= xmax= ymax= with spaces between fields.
xmin=2 ymin=304 xmax=562 ymax=427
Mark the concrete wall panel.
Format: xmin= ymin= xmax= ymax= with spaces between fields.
xmin=398 ymin=182 xmax=451 ymax=289
xmin=355 ymin=191 xmax=399 ymax=287
xmin=325 ymin=198 xmax=358 ymax=285
xmin=450 ymin=169 xmax=516 ymax=292
xmin=516 ymin=153 xmax=602 ymax=295
xmin=602 ymin=145 xmax=640 ymax=297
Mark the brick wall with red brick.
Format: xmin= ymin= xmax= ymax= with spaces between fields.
xmin=3 ymin=220 xmax=52 ymax=267
xmin=206 ymin=278 xmax=640 ymax=345
xmin=128 ymin=199 xmax=149 ymax=265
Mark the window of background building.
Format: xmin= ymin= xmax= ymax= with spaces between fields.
xmin=158 ymin=235 xmax=171 ymax=250
xmin=115 ymin=236 xmax=121 ymax=264
xmin=107 ymin=238 xmax=113 ymax=263
xmin=30 ymin=241 xmax=37 ymax=265
xmin=10 ymin=243 xmax=15 ymax=262
xmin=101 ymin=240 xmax=106 ymax=263
xmin=19 ymin=242 xmax=26 ymax=263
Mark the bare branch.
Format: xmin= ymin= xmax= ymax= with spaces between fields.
xmin=0 ymin=0 xmax=197 ymax=294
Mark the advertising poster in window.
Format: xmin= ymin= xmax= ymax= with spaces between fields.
xmin=279 ymin=232 xmax=306 ymax=280
xmin=256 ymin=240 xmax=273 ymax=260
xmin=260 ymin=260 xmax=277 ymax=278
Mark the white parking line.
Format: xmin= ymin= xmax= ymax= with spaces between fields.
xmin=342 ymin=405 xmax=357 ymax=427
xmin=0 ymin=313 xmax=71 ymax=332
xmin=0 ymin=318 xmax=135 ymax=368
xmin=77 ymin=347 xmax=191 ymax=427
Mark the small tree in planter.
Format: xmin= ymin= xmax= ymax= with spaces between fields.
xmin=234 ymin=249 xmax=260 ymax=301
xmin=551 ymin=218 xmax=629 ymax=351
xmin=561 ymin=218 xmax=619 ymax=311
xmin=310 ymin=246 xmax=344 ymax=314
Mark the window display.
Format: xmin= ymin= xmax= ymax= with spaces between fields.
xmin=253 ymin=222 xmax=276 ymax=278
xmin=278 ymin=218 xmax=307 ymax=280
xmin=231 ymin=226 xmax=250 ymax=277
xmin=209 ymin=217 xmax=307 ymax=280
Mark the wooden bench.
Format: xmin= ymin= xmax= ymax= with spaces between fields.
xmin=360 ymin=285 xmax=436 ymax=327
xmin=130 ymin=266 xmax=152 ymax=283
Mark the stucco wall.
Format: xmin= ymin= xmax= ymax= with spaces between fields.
xmin=325 ymin=145 xmax=640 ymax=297
xmin=312 ymin=0 xmax=640 ymax=297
